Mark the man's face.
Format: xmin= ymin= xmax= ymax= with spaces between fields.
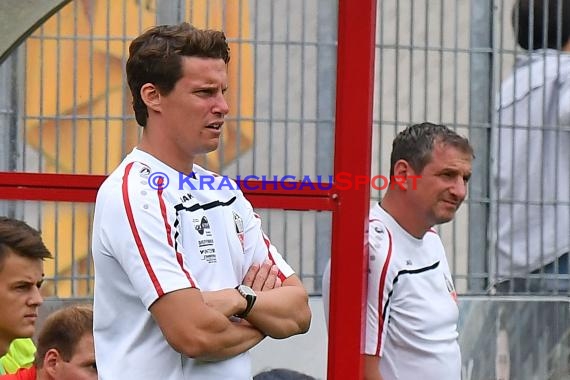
xmin=409 ymin=142 xmax=472 ymax=227
xmin=0 ymin=250 xmax=43 ymax=346
xmin=52 ymin=334 xmax=97 ymax=380
xmin=159 ymin=56 xmax=229 ymax=161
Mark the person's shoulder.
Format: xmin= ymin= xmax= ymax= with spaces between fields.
xmin=0 ymin=339 xmax=35 ymax=375
xmin=0 ymin=366 xmax=36 ymax=380
xmin=191 ymin=164 xmax=215 ymax=177
xmin=95 ymin=159 xmax=162 ymax=219
xmin=98 ymin=153 xmax=149 ymax=190
xmin=192 ymin=164 xmax=241 ymax=193
xmin=368 ymin=204 xmax=392 ymax=241
xmin=423 ymin=228 xmax=447 ymax=256
xmin=368 ymin=209 xmax=392 ymax=260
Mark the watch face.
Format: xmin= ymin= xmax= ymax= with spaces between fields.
xmin=240 ymin=285 xmax=256 ymax=296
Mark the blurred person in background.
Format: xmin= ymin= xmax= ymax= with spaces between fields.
xmin=0 ymin=305 xmax=96 ymax=380
xmin=0 ymin=217 xmax=51 ymax=373
xmin=490 ymin=0 xmax=570 ymax=293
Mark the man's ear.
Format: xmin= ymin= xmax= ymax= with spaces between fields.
xmin=392 ymin=159 xmax=411 ymax=190
xmin=42 ymin=348 xmax=61 ymax=377
xmin=140 ymin=83 xmax=161 ymax=113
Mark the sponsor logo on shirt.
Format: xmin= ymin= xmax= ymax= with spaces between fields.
xmin=199 ymin=247 xmax=217 ymax=263
xmin=198 ymin=239 xmax=214 ymax=247
xmin=193 ymin=218 xmax=216 ymax=262
xmin=194 ymin=216 xmax=212 ymax=237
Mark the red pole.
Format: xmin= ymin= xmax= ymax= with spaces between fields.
xmin=328 ymin=0 xmax=376 ymax=378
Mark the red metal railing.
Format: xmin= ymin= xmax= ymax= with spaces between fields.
xmin=327 ymin=0 xmax=377 ymax=378
xmin=0 ymin=172 xmax=337 ymax=211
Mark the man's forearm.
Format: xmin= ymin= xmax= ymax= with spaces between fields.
xmin=246 ymin=282 xmax=311 ymax=338
xmin=195 ymin=320 xmax=265 ymax=361
xmin=363 ymin=354 xmax=383 ymax=380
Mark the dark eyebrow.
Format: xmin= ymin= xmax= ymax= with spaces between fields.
xmin=12 ymin=280 xmax=38 ymax=288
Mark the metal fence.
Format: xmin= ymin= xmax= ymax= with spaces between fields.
xmin=0 ymin=0 xmax=568 ymax=298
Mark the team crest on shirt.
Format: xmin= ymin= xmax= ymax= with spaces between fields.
xmin=233 ymin=212 xmax=245 ymax=252
xmin=444 ymin=274 xmax=458 ymax=303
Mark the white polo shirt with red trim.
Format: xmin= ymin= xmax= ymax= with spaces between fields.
xmin=92 ymin=148 xmax=294 ymax=380
xmin=366 ymin=204 xmax=461 ymax=380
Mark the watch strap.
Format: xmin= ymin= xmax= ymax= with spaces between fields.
xmin=235 ymin=285 xmax=257 ymax=319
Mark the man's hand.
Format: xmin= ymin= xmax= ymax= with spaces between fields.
xmin=202 ymin=289 xmax=245 ymax=318
xmin=242 ymin=259 xmax=282 ymax=291
xmin=201 ymin=260 xmax=284 ymax=318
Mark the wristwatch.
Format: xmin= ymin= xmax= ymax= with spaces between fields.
xmin=235 ymin=284 xmax=257 ymax=319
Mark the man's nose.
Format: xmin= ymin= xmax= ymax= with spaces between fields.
xmin=28 ymin=286 xmax=43 ymax=307
xmin=213 ymin=92 xmax=229 ymax=116
xmin=450 ymin=177 xmax=467 ymax=200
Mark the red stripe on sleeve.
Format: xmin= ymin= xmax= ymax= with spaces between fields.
xmin=157 ymin=182 xmax=173 ymax=247
xmin=254 ymin=213 xmax=286 ymax=281
xmin=261 ymin=232 xmax=286 ymax=282
xmin=375 ymin=228 xmax=393 ymax=356
xmin=122 ymin=162 xmax=164 ymax=297
xmin=156 ymin=184 xmax=195 ymax=287
xmin=176 ymin=252 xmax=195 ymax=286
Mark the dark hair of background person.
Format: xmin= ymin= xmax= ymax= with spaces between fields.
xmin=389 ymin=122 xmax=474 ymax=177
xmin=253 ymin=368 xmax=317 ymax=380
xmin=126 ymin=22 xmax=231 ymax=127
xmin=0 ymin=217 xmax=52 ymax=271
xmin=513 ymin=0 xmax=570 ymax=50
xmin=34 ymin=305 xmax=93 ymax=367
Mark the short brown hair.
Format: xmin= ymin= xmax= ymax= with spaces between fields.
xmin=35 ymin=305 xmax=93 ymax=367
xmin=0 ymin=217 xmax=52 ymax=272
xmin=390 ymin=122 xmax=474 ymax=177
xmin=126 ymin=22 xmax=230 ymax=127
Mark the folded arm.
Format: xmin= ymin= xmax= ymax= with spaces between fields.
xmin=150 ymin=287 xmax=264 ymax=361
xmin=244 ymin=274 xmax=311 ymax=339
xmin=203 ymin=261 xmax=311 ymax=339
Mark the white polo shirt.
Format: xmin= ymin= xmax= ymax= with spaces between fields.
xmin=365 ymin=204 xmax=461 ymax=380
xmin=92 ymin=148 xmax=294 ymax=380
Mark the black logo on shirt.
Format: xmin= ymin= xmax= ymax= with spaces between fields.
xmin=139 ymin=166 xmax=151 ymax=178
xmin=194 ymin=216 xmax=211 ymax=235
